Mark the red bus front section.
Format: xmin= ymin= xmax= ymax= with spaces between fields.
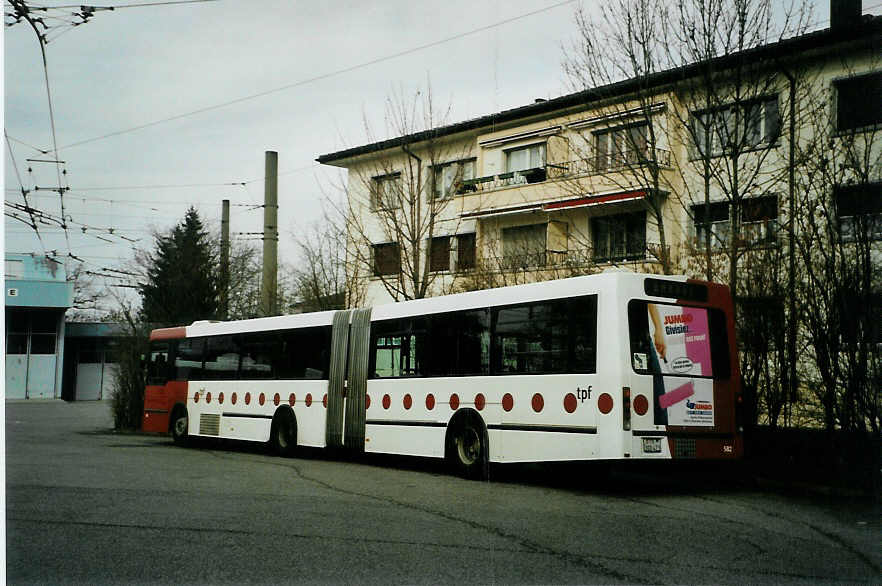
xmin=142 ymin=380 xmax=188 ymax=433
xmin=142 ymin=326 xmax=188 ymax=434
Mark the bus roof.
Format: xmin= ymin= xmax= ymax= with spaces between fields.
xmin=149 ymin=272 xmax=723 ymax=340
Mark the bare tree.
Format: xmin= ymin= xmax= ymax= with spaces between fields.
xmin=292 ymin=202 xmax=365 ymax=311
xmin=343 ymin=84 xmax=478 ymax=302
xmin=668 ymin=0 xmax=810 ymax=290
xmin=563 ymin=0 xmax=677 ymax=274
xmin=792 ymin=55 xmax=881 ymax=434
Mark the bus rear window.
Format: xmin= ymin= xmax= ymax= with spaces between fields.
xmin=628 ymin=300 xmax=730 ymax=379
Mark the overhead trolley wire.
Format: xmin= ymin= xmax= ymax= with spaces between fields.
xmin=57 ymin=0 xmax=578 ymax=151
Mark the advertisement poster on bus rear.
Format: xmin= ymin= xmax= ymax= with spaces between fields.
xmin=648 ymin=303 xmax=714 ymax=427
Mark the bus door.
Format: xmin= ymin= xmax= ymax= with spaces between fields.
xmin=143 ymin=341 xmax=173 ymax=432
xmin=626 ymin=300 xmax=722 ymax=457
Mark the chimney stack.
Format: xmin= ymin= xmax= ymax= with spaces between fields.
xmin=830 ymin=0 xmax=862 ymax=31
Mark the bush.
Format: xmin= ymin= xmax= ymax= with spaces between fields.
xmin=110 ymin=321 xmax=150 ymax=430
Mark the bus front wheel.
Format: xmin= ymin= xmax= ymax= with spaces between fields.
xmin=446 ymin=411 xmax=489 ymax=480
xmin=170 ymin=406 xmax=189 ymax=446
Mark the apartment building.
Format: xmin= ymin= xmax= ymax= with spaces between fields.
xmin=317 ymin=7 xmax=881 ymax=308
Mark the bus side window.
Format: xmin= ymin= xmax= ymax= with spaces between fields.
xmin=628 ymin=301 xmax=653 ymax=373
xmin=277 ymin=326 xmax=332 ymax=380
xmin=568 ymin=295 xmax=597 ymax=373
xmin=203 ymin=335 xmax=240 ymax=380
xmin=175 ymin=338 xmax=205 ymax=380
xmin=428 ymin=309 xmax=490 ymax=376
xmin=239 ymin=333 xmax=276 ymax=380
xmin=370 ymin=319 xmax=427 ymax=378
xmin=491 ymin=295 xmax=597 ymax=375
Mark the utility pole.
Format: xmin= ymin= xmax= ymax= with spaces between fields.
xmin=261 ymin=151 xmax=278 ymax=316
xmin=220 ymin=198 xmax=230 ymax=319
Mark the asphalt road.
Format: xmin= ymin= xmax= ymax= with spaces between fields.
xmin=5 ymin=400 xmax=880 ymax=584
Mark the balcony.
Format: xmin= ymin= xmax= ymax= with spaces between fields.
xmin=476 ymin=244 xmax=665 ymax=272
xmin=456 ymin=148 xmax=672 ymax=195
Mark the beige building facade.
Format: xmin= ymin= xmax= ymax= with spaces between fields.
xmin=318 ymin=12 xmax=881 ymax=309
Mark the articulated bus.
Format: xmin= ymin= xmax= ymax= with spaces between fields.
xmin=142 ymin=272 xmax=742 ymax=479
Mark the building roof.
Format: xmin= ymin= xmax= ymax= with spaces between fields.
xmin=316 ymin=15 xmax=882 ymax=166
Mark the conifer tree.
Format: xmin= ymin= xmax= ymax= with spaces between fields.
xmin=140 ymin=207 xmax=218 ymax=325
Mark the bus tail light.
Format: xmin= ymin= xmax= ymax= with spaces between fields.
xmin=623 ymin=387 xmax=631 ymax=431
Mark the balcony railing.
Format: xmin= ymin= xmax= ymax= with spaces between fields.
xmin=456 ymin=148 xmax=672 ymax=195
xmin=474 ymin=244 xmax=665 ymax=272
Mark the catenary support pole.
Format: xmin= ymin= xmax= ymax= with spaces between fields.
xmin=220 ymin=198 xmax=230 ymax=319
xmin=261 ymin=151 xmax=278 ymax=316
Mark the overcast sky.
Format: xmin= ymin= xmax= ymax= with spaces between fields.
xmin=2 ymin=0 xmax=869 ymax=298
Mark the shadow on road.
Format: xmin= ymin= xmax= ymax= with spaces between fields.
xmin=141 ymin=431 xmax=752 ymax=496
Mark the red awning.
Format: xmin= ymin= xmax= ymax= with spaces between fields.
xmin=460 ymin=189 xmax=648 ymax=219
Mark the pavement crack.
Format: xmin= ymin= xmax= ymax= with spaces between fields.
xmin=805 ymin=521 xmax=881 ymax=574
xmin=273 ymin=460 xmax=647 ymax=584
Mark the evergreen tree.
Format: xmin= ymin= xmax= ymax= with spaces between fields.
xmin=140 ymin=207 xmax=218 ymax=325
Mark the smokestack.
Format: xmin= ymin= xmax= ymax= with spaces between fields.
xmin=830 ymin=0 xmax=862 ymax=31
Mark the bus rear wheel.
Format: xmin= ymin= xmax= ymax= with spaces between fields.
xmin=170 ymin=406 xmax=189 ymax=446
xmin=270 ymin=409 xmax=297 ymax=457
xmin=447 ymin=411 xmax=488 ymax=480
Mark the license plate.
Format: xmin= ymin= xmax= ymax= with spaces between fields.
xmin=642 ymin=437 xmax=662 ymax=454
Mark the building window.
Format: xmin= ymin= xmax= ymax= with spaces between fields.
xmin=371 ymin=173 xmax=401 ymax=210
xmin=740 ymin=196 xmax=778 ymax=246
xmin=502 ymin=223 xmax=547 ymax=268
xmin=737 ymin=296 xmax=785 ymax=351
xmin=836 ymin=183 xmax=882 ymax=242
xmin=372 ymin=242 xmax=401 ymax=276
xmin=594 ymin=123 xmax=649 ymax=171
xmin=592 ymin=212 xmax=646 ymax=262
xmin=505 ymin=143 xmax=547 ymax=183
xmin=5 ymin=260 xmax=24 ymax=279
xmin=429 ymin=236 xmax=451 ymax=272
xmin=691 ymin=96 xmax=779 ymax=157
xmin=6 ymin=310 xmax=29 ymax=355
xmin=432 ymin=159 xmax=475 ymax=199
xmin=29 ymin=312 xmax=58 ymax=355
xmin=835 ymin=72 xmax=882 ymax=131
xmin=838 ymin=291 xmax=882 ymax=344
xmin=693 ymin=202 xmax=730 ymax=248
xmin=692 ymin=197 xmax=778 ymax=248
xmin=456 ymin=233 xmax=476 ymax=271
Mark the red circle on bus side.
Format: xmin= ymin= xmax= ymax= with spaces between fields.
xmin=502 ymin=393 xmax=514 ymax=412
xmin=598 ymin=393 xmax=614 ymax=414
xmin=532 ymin=393 xmax=544 ymax=413
xmin=245 ymin=392 xmax=251 ymax=405
xmin=425 ymin=394 xmax=435 ymax=410
xmin=450 ymin=394 xmax=460 ymax=410
xmin=288 ymin=393 xmax=295 ymax=406
xmin=259 ymin=393 xmax=265 ymax=406
xmin=382 ymin=394 xmax=391 ymax=409
xmin=633 ymin=394 xmax=649 ymax=416
xmin=206 ymin=392 xmax=211 ymax=404
xmin=305 ymin=393 xmax=313 ymax=407
xmin=403 ymin=394 xmax=412 ymax=410
xmin=564 ymin=393 xmax=577 ymax=414
xmin=475 ymin=393 xmax=485 ymax=411
xmin=231 ymin=392 xmax=237 ymax=405
xmin=273 ymin=393 xmax=280 ymax=407
xmin=323 ymin=394 xmax=328 ymax=408
xmin=218 ymin=392 xmax=224 ymax=404
xmin=365 ymin=394 xmax=371 ymax=409
xmin=194 ymin=392 xmax=200 ymax=403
